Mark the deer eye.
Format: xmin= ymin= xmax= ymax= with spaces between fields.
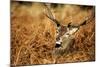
xmin=57 ymin=23 xmax=60 ymax=27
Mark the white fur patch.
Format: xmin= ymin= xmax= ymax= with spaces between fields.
xmin=67 ymin=28 xmax=78 ymax=35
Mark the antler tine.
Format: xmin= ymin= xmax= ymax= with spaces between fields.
xmin=43 ymin=3 xmax=55 ymax=20
xmin=66 ymin=17 xmax=88 ymax=35
xmin=68 ymin=19 xmax=87 ymax=28
xmin=43 ymin=3 xmax=60 ymax=27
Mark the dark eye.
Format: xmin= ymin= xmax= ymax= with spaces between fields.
xmin=57 ymin=23 xmax=60 ymax=27
xmin=68 ymin=22 xmax=72 ymax=27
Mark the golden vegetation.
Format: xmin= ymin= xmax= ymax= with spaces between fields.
xmin=11 ymin=1 xmax=95 ymax=66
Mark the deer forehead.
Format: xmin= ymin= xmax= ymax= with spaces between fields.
xmin=56 ymin=26 xmax=78 ymax=35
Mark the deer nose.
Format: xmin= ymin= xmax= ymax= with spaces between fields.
xmin=55 ymin=41 xmax=62 ymax=48
xmin=55 ymin=42 xmax=61 ymax=48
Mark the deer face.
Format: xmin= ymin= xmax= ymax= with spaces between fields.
xmin=55 ymin=25 xmax=79 ymax=48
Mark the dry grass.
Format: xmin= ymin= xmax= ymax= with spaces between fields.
xmin=11 ymin=1 xmax=95 ymax=66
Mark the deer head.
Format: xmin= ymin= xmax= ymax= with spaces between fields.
xmin=43 ymin=3 xmax=87 ymax=55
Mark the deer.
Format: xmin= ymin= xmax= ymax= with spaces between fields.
xmin=43 ymin=3 xmax=88 ymax=56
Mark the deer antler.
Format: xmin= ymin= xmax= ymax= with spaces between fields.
xmin=43 ymin=3 xmax=60 ymax=27
xmin=43 ymin=3 xmax=89 ymax=56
